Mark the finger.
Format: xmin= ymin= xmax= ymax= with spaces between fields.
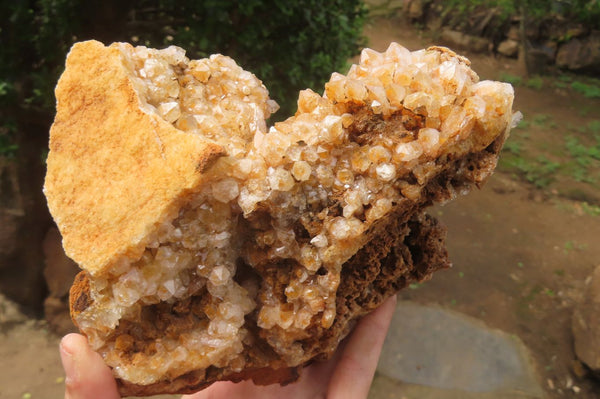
xmin=60 ymin=333 xmax=120 ymax=399
xmin=184 ymin=376 xmax=313 ymax=399
xmin=182 ymin=380 xmax=247 ymax=399
xmin=327 ymin=294 xmax=397 ymax=399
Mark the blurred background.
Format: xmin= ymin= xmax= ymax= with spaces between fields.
xmin=1 ymin=1 xmax=599 ymax=398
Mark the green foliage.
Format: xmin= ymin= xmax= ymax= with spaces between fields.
xmin=500 ymin=154 xmax=560 ymax=188
xmin=531 ymin=114 xmax=556 ymax=129
xmin=502 ymin=112 xmax=600 ymax=190
xmin=571 ymin=80 xmax=600 ymax=98
xmin=525 ymin=75 xmax=544 ymax=90
xmin=0 ymin=0 xmax=368 ymax=155
xmin=503 ymin=139 xmax=522 ymax=155
xmin=158 ymin=0 xmax=368 ymax=118
xmin=0 ymin=135 xmax=19 ymax=157
xmin=588 ymin=120 xmax=600 ymax=134
xmin=442 ymin=0 xmax=517 ymax=30
xmin=567 ymin=0 xmax=600 ymax=28
xmin=499 ymin=72 xmax=522 ymax=86
xmin=516 ymin=118 xmax=531 ymax=130
xmin=500 ymin=73 xmax=544 ymax=90
xmin=441 ymin=0 xmax=600 ymax=34
xmin=565 ymin=136 xmax=599 ymax=162
xmin=582 ymin=202 xmax=600 ymax=216
xmin=553 ymin=80 xmax=568 ymax=89
xmin=0 ymin=119 xmax=18 ymax=157
xmin=563 ymin=134 xmax=600 ymax=183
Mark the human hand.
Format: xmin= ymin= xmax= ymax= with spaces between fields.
xmin=60 ymin=294 xmax=397 ymax=399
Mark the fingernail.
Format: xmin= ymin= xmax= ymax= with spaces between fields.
xmin=60 ymin=335 xmax=78 ymax=384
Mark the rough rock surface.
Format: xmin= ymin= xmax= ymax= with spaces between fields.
xmin=555 ymin=32 xmax=600 ymax=73
xmin=0 ymin=292 xmax=28 ymax=327
xmin=440 ymin=29 xmax=491 ymax=53
xmin=497 ymin=39 xmax=519 ymax=58
xmin=572 ymin=264 xmax=600 ymax=373
xmin=47 ymin=40 xmax=514 ymax=395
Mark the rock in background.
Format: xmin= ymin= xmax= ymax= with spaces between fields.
xmin=42 ymin=227 xmax=79 ymax=335
xmin=0 ymin=151 xmax=52 ymax=314
xmin=364 ymin=0 xmax=600 ymax=74
xmin=556 ymin=32 xmax=600 ymax=74
xmin=0 ymin=292 xmax=28 ymax=328
xmin=573 ymin=264 xmax=600 ymax=375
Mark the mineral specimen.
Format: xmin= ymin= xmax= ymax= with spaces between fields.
xmin=44 ymin=40 xmax=516 ymax=395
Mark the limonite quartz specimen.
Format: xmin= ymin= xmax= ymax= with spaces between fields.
xmin=44 ymin=40 xmax=516 ymax=395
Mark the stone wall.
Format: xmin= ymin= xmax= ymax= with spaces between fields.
xmin=0 ymin=114 xmax=55 ymax=316
xmin=364 ymin=0 xmax=600 ymax=75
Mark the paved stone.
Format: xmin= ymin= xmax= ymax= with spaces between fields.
xmin=371 ymin=302 xmax=544 ymax=398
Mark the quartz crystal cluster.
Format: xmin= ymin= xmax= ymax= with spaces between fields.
xmin=69 ymin=42 xmax=514 ymax=387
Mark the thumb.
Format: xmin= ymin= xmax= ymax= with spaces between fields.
xmin=60 ymin=333 xmax=121 ymax=399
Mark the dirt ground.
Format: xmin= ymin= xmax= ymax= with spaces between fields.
xmin=1 ymin=15 xmax=600 ymax=399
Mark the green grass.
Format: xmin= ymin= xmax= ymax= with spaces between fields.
xmin=531 ymin=114 xmax=556 ymax=129
xmin=498 ymin=72 xmax=600 ymax=101
xmin=582 ymin=202 xmax=600 ymax=216
xmin=588 ymin=120 xmax=600 ymax=134
xmin=500 ymin=73 xmax=546 ymax=90
xmin=501 ymin=113 xmax=600 ymax=190
xmin=554 ymin=200 xmax=600 ymax=217
xmin=571 ymin=80 xmax=600 ymax=98
xmin=503 ymin=139 xmax=522 ymax=155
xmin=564 ymin=240 xmax=575 ymax=254
xmin=552 ymin=73 xmax=600 ymax=98
xmin=514 ymin=118 xmax=531 ymax=131
xmin=563 ymin=240 xmax=588 ymax=254
xmin=500 ymin=154 xmax=560 ymax=188
xmin=553 ymin=80 xmax=569 ymax=89
xmin=566 ymin=136 xmax=594 ymax=161
xmin=563 ymin=134 xmax=600 ymax=183
xmin=525 ymin=75 xmax=544 ymax=90
xmin=499 ymin=72 xmax=522 ymax=86
xmin=557 ymin=74 xmax=573 ymax=83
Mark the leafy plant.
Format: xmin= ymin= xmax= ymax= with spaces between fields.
xmin=503 ymin=139 xmax=522 ymax=155
xmin=562 ymin=134 xmax=600 ymax=183
xmin=525 ymin=75 xmax=544 ymax=90
xmin=588 ymin=120 xmax=600 ymax=134
xmin=516 ymin=118 xmax=531 ymax=130
xmin=571 ymin=80 xmax=600 ymax=98
xmin=531 ymin=114 xmax=556 ymax=128
xmin=0 ymin=119 xmax=18 ymax=157
xmin=582 ymin=202 xmax=600 ymax=216
xmin=1 ymin=0 xmax=368 ymax=133
xmin=500 ymin=72 xmax=522 ymax=86
xmin=0 ymin=134 xmax=19 ymax=157
xmin=557 ymin=73 xmax=573 ymax=82
xmin=500 ymin=154 xmax=561 ymax=188
xmin=565 ymin=136 xmax=591 ymax=162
